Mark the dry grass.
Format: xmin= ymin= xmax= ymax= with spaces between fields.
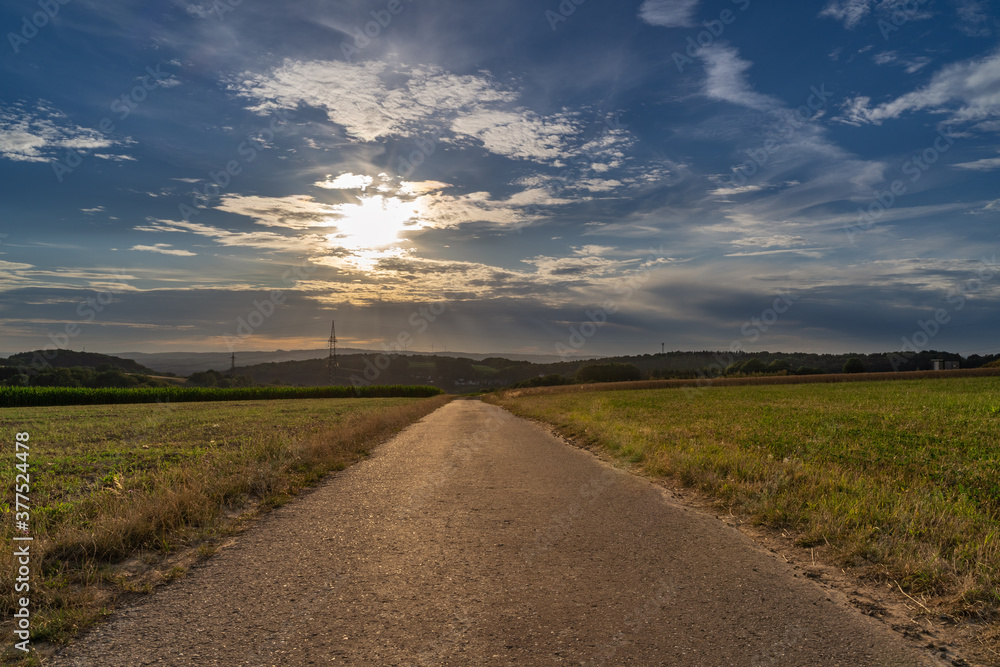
xmin=502 ymin=367 xmax=1000 ymax=398
xmin=0 ymin=395 xmax=450 ymax=661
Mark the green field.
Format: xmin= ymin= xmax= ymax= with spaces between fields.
xmin=488 ymin=377 xmax=1000 ymax=619
xmin=0 ymin=395 xmax=450 ymax=656
xmin=0 ymin=384 xmax=442 ymax=408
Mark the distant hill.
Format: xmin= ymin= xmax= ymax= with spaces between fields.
xmin=2 ymin=350 xmax=164 ymax=375
xmin=116 ymin=349 xmax=336 ymax=376
xmin=6 ymin=348 xmax=996 ymax=389
xmin=115 ymin=349 xmax=592 ymax=375
xmin=234 ymin=348 xmax=1000 ymax=393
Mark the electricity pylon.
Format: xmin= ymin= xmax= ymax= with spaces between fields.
xmin=327 ymin=321 xmax=337 ymax=384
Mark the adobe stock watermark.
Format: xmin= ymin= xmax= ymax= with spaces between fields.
xmin=843 ymin=129 xmax=955 ymax=244
xmin=888 ymin=255 xmax=997 ymax=370
xmin=340 ymin=0 xmax=415 ymax=60
xmin=393 ymin=403 xmax=502 ymax=522
xmin=221 ymin=290 xmax=287 ymax=352
xmin=397 ymin=134 xmax=438 ymax=179
xmin=739 ymin=289 xmax=798 ymax=344
xmin=545 ymin=0 xmax=588 ymax=31
xmin=751 ymin=623 xmax=806 ymax=666
xmin=122 ymin=397 xmax=178 ymax=450
xmin=585 ymin=576 xmax=675 ymax=666
xmin=672 ymin=0 xmax=752 ymax=73
xmin=522 ymin=468 xmax=617 ymax=564
xmin=53 ymin=64 xmax=180 ymax=182
xmin=7 ymin=0 xmax=70 ymax=54
xmin=684 ymin=289 xmax=799 ymax=396
xmin=555 ymin=246 xmax=668 ymax=358
xmin=179 ymin=108 xmax=294 ymax=221
xmin=349 ymin=301 xmax=448 ymax=389
xmin=878 ymin=0 xmax=930 ymax=39
xmin=415 ymin=608 xmax=473 ymax=665
xmin=727 ymin=85 xmax=834 ymax=188
xmin=221 ymin=259 xmax=318 ymax=351
xmin=29 ymin=270 xmax=132 ymax=367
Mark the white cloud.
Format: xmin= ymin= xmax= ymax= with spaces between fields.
xmin=873 ymin=50 xmax=931 ymax=73
xmin=573 ymin=245 xmax=617 ymax=256
xmin=131 ymin=244 xmax=197 ymax=256
xmin=638 ymin=0 xmax=701 ymax=28
xmin=700 ymin=46 xmax=781 ymax=112
xmin=449 ymin=108 xmax=579 ymax=162
xmin=314 ymin=173 xmax=374 ymax=190
xmin=512 ymin=174 xmax=554 ymax=189
xmin=837 ymin=49 xmax=1000 ymax=125
xmin=414 ymin=191 xmax=541 ymax=229
xmin=580 ymin=130 xmax=632 ymax=168
xmin=134 ymin=218 xmax=322 ymax=251
xmin=820 ymin=0 xmax=932 ymax=29
xmin=575 ymin=178 xmax=624 ymax=193
xmin=952 ymin=153 xmax=1000 ymax=171
xmin=405 ymin=67 xmax=515 ymax=110
xmin=521 ymin=253 xmax=633 ymax=278
xmin=214 ymin=194 xmax=337 ymax=230
xmin=0 ymin=102 xmax=124 ymax=163
xmin=725 ymin=248 xmax=825 ymax=258
xmin=819 ymin=0 xmax=873 ymax=28
xmin=955 ymin=0 xmax=992 ymax=36
xmin=229 ymin=60 xmax=583 ymax=165
xmin=0 ymin=260 xmax=33 ymax=271
xmin=155 ymin=76 xmax=182 ymax=89
xmin=709 ymin=184 xmax=766 ymax=197
xmin=231 ymin=60 xmax=422 ymax=142
xmin=399 ymin=180 xmax=451 ymax=195
xmin=504 ymin=187 xmax=575 ymax=207
xmin=728 ymin=234 xmax=807 ymax=248
xmin=92 ymin=153 xmax=137 ymax=161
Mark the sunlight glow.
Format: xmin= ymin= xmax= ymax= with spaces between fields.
xmin=325 ymin=195 xmax=423 ymax=270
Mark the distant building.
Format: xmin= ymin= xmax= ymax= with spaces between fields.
xmin=931 ymin=359 xmax=960 ymax=371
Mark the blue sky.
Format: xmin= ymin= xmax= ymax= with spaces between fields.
xmin=1 ymin=0 xmax=998 ymax=357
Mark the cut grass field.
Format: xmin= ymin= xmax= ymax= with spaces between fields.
xmin=0 ymin=395 xmax=450 ymax=662
xmin=487 ymin=377 xmax=1000 ymax=626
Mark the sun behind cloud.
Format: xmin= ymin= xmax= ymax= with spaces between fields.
xmin=325 ymin=194 xmax=423 ymax=269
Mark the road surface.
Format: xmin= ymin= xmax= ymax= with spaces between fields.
xmin=50 ymin=400 xmax=944 ymax=665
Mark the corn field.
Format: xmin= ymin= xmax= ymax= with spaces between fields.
xmin=0 ymin=384 xmax=443 ymax=408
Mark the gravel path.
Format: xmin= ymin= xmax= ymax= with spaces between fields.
xmin=50 ymin=400 xmax=943 ymax=665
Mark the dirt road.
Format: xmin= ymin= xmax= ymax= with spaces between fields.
xmin=50 ymin=400 xmax=945 ymax=665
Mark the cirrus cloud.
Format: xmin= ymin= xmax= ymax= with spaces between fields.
xmin=638 ymin=0 xmax=701 ymax=28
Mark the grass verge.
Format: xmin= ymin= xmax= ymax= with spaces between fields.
xmin=486 ymin=378 xmax=1000 ymax=623
xmin=0 ymin=395 xmax=450 ymax=663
